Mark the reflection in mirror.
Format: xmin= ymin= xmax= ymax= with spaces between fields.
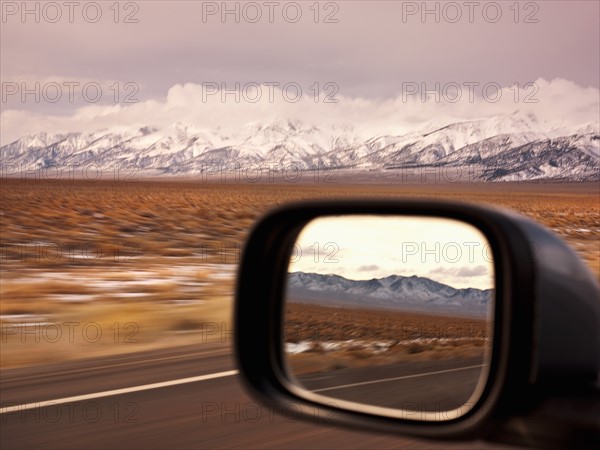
xmin=283 ymin=215 xmax=495 ymax=420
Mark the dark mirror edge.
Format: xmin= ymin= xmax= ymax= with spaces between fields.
xmin=234 ymin=199 xmax=599 ymax=446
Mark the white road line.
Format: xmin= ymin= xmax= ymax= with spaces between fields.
xmin=0 ymin=370 xmax=239 ymax=415
xmin=312 ymin=364 xmax=485 ymax=393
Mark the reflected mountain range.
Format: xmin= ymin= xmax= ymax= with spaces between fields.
xmin=287 ymin=272 xmax=493 ymax=317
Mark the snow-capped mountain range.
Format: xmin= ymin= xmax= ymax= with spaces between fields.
xmin=287 ymin=272 xmax=493 ymax=317
xmin=1 ymin=111 xmax=598 ymax=181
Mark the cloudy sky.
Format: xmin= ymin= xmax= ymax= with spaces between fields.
xmin=288 ymin=215 xmax=494 ymax=290
xmin=1 ymin=1 xmax=598 ymax=144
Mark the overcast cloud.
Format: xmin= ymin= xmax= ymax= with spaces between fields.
xmin=1 ymin=1 xmax=598 ymax=144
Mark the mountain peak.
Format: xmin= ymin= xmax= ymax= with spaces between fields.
xmin=2 ymin=114 xmax=598 ymax=181
xmin=287 ymin=272 xmax=493 ymax=317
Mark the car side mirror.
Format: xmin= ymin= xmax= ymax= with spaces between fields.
xmin=234 ymin=200 xmax=599 ymax=448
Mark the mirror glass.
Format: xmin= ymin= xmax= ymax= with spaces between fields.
xmin=283 ymin=215 xmax=495 ymax=421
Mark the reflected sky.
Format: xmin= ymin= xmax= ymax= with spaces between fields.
xmin=289 ymin=215 xmax=494 ymax=290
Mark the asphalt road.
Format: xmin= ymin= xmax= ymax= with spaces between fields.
xmin=1 ymin=342 xmax=513 ymax=449
xmin=297 ymin=356 xmax=486 ymax=413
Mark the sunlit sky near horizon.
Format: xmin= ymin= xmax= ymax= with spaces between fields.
xmin=288 ymin=215 xmax=495 ymax=290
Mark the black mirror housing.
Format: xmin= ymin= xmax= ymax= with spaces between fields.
xmin=234 ymin=200 xmax=599 ymax=444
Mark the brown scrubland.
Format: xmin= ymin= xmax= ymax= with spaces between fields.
xmin=1 ymin=179 xmax=598 ymax=367
xmin=284 ymin=301 xmax=492 ymax=374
